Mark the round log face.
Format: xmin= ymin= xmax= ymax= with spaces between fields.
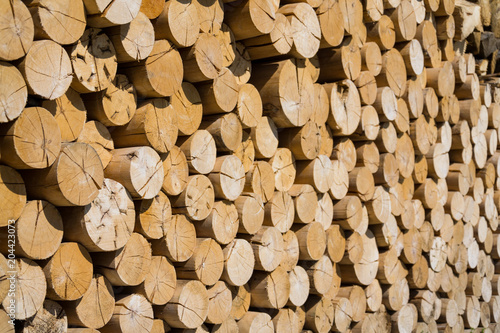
xmin=0 ymin=0 xmax=34 ymax=61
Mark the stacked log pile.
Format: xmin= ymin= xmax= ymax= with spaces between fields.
xmin=1 ymin=0 xmax=500 ymax=332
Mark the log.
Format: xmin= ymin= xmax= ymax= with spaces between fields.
xmin=340 ymin=229 xmax=379 ymax=285
xmin=104 ymin=146 xmax=163 ymax=199
xmin=22 ymin=142 xmax=103 ymax=206
xmin=194 ymin=0 xmax=224 ymax=34
xmin=175 ymin=238 xmax=224 ymax=286
xmin=27 ymin=0 xmax=86 ymax=45
xmin=377 ymin=49 xmax=407 ymax=98
xmin=62 ymin=274 xmax=114 ymax=329
xmin=373 ymin=86 xmax=398 ymax=122
xmin=1 ymin=258 xmax=46 ymax=320
xmin=205 ymin=281 xmax=232 ymax=324
xmin=157 ymin=280 xmax=208 ymax=329
xmin=121 ymin=39 xmax=183 ymax=97
xmin=263 ymin=191 xmax=295 ymax=232
xmin=237 ymin=311 xmax=274 ymax=332
xmin=276 ymin=4 xmax=321 ymax=59
xmin=197 ymin=68 xmax=239 ymax=115
xmin=19 ymin=299 xmax=66 ymax=332
xmin=0 ymin=62 xmax=27 ymax=123
xmin=180 ymin=33 xmax=222 ymax=83
xmin=221 ymin=239 xmax=255 ymax=286
xmin=177 ymin=131 xmax=217 ymax=176
xmin=244 ymin=161 xmax=275 ymax=203
xmin=248 ymin=266 xmax=290 ymax=309
xmin=279 ymin=121 xmax=321 ymax=160
xmin=0 ymin=106 xmax=61 ymax=169
xmin=170 ymin=82 xmax=203 ymax=137
xmin=241 ymin=226 xmax=283 ymax=271
xmin=234 ymin=194 xmax=265 ymax=235
xmin=131 ymin=255 xmax=176 ymax=305
xmin=0 ymin=0 xmax=33 ymax=62
xmin=349 ymin=166 xmax=375 ymax=201
xmin=195 ymin=200 xmax=238 ymax=245
xmin=84 ymin=0 xmax=141 ymax=28
xmin=287 ymin=266 xmax=310 ymax=306
xmin=391 ymin=303 xmax=417 ymax=332
xmin=100 ymin=294 xmax=153 ymax=333
xmin=251 ymin=59 xmax=314 ymax=128
xmin=366 ymin=15 xmax=396 ymax=50
xmin=160 ymin=146 xmax=189 ymax=197
xmin=317 ymin=0 xmax=344 ymax=48
xmin=76 ymin=121 xmax=114 ymax=168
xmin=135 ymin=192 xmax=171 ymax=240
xmin=41 ymin=242 xmax=93 ymax=302
xmin=251 ymin=117 xmax=279 ymax=159
xmin=224 ymin=0 xmax=277 ymax=40
xmin=60 ymin=178 xmax=134 ymax=252
xmin=324 ymin=79 xmax=362 ymax=135
xmin=208 ymin=155 xmax=245 ymax=201
xmin=243 ymin=13 xmax=292 ymax=59
xmin=339 ymin=0 xmax=366 ymax=46
xmin=230 ymin=284 xmax=251 ymax=320
xmin=150 ymin=214 xmax=196 ymax=262
xmin=303 ymin=257 xmax=334 ymax=296
xmin=68 ymin=28 xmax=117 ymax=94
xmin=317 ymin=40 xmax=362 ymax=82
xmin=111 ymin=98 xmax=177 ymax=153
xmin=293 ymin=222 xmax=327 ymax=261
xmin=355 ymin=71 xmax=378 ymax=107
xmin=233 ymin=132 xmax=255 ymax=173
xmin=0 ymin=166 xmax=25 ymax=227
xmin=303 ymin=297 xmax=335 ymax=333
xmin=154 ymin=0 xmax=200 ymax=48
xmin=268 ymin=148 xmax=296 ymax=192
xmin=289 ymin=184 xmax=319 ymax=223
xmin=92 ymin=233 xmax=151 ymax=286
xmin=235 ymin=83 xmax=263 ymax=129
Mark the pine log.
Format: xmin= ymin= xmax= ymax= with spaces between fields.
xmin=317 ymin=40 xmax=362 ymax=82
xmin=287 ymin=266 xmax=310 ymax=306
xmin=366 ymin=15 xmax=396 ymax=50
xmin=157 ymin=280 xmax=208 ymax=328
xmin=150 ymin=214 xmax=196 ymax=262
xmin=205 ymin=281 xmax=232 ymax=324
xmin=225 ymin=0 xmax=278 ymax=40
xmin=288 ymin=184 xmax=318 ymax=223
xmin=194 ymin=0 xmax=224 ymax=34
xmin=234 ymin=193 xmax=265 ymax=235
xmin=269 ymin=148 xmax=296 ymax=192
xmin=100 ymin=294 xmax=153 ymax=333
xmin=0 ymin=0 xmax=34 ymax=62
xmin=131 ymin=255 xmax=176 ymax=305
xmin=208 ymin=155 xmax=245 ymax=201
xmin=262 ymin=191 xmax=294 ymax=232
xmin=85 ymin=0 xmax=141 ymax=28
xmin=251 ymin=59 xmax=314 ymax=127
xmin=121 ymin=39 xmax=183 ymax=97
xmin=63 ymin=274 xmax=115 ymax=329
xmin=68 ymin=28 xmax=117 ymax=94
xmin=279 ymin=121 xmax=321 ymax=160
xmin=249 ymin=266 xmax=290 ymax=309
xmin=237 ymin=311 xmax=274 ymax=332
xmin=1 ymin=258 xmax=46 ymax=320
xmin=250 ymin=117 xmax=279 ymax=159
xmin=221 ymin=239 xmax=255 ymax=286
xmin=111 ymin=98 xmax=177 ymax=153
xmin=195 ymin=200 xmax=238 ymax=244
xmin=170 ymin=82 xmax=203 ymax=136
xmin=175 ymin=238 xmax=223 ymax=286
xmin=243 ymin=161 xmax=275 ymax=204
xmin=154 ymin=0 xmax=200 ymax=48
xmin=178 ymin=130 xmax=217 ymax=175
xmin=0 ymin=62 xmax=27 ymax=123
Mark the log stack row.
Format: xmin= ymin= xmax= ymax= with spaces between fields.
xmin=1 ymin=0 xmax=500 ymax=332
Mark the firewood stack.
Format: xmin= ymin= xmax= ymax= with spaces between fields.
xmin=1 ymin=0 xmax=500 ymax=332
